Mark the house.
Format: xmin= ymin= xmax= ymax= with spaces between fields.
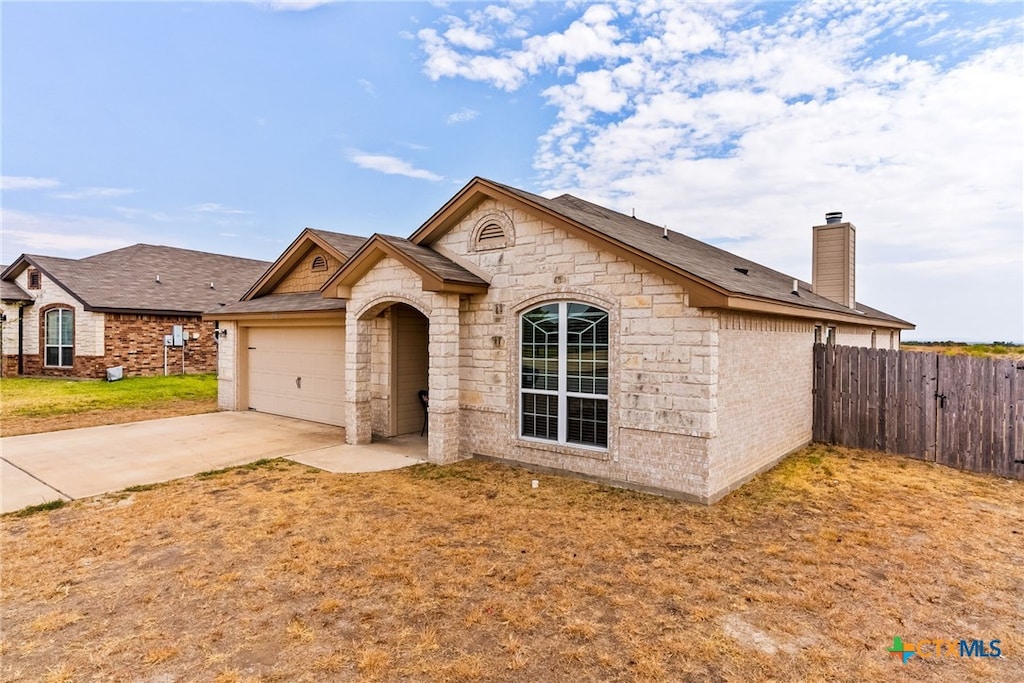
xmin=0 ymin=245 xmax=270 ymax=378
xmin=211 ymin=177 xmax=912 ymax=503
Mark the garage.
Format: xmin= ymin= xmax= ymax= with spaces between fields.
xmin=246 ymin=325 xmax=345 ymax=426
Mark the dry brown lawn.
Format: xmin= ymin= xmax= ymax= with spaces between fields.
xmin=2 ymin=445 xmax=1021 ymax=682
xmin=900 ymin=342 xmax=1024 ymax=361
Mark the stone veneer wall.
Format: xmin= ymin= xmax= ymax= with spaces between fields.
xmin=432 ymin=198 xmax=720 ymax=501
xmin=344 ymin=256 xmax=463 ymax=464
xmin=370 ymin=312 xmax=392 ymax=435
xmin=216 ymin=321 xmax=240 ymax=411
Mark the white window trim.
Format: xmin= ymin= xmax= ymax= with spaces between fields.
xmin=44 ymin=308 xmax=74 ymax=368
xmin=519 ymin=301 xmax=609 ymax=451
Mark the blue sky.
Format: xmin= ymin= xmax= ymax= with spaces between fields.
xmin=2 ymin=1 xmax=1021 ymax=342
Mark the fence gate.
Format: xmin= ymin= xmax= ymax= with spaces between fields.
xmin=813 ymin=344 xmax=1023 ymax=479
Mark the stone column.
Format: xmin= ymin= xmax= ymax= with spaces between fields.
xmin=427 ymin=293 xmax=462 ymax=463
xmin=345 ymin=311 xmax=373 ymax=445
xmin=215 ymin=321 xmax=238 ymax=412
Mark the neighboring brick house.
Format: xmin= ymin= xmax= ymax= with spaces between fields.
xmin=212 ymin=177 xmax=912 ymax=503
xmin=0 ymin=245 xmax=270 ymax=378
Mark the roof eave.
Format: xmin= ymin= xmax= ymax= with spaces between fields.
xmin=720 ymin=295 xmax=915 ymax=328
xmin=89 ymin=307 xmax=206 ymax=317
xmin=203 ymin=309 xmax=346 ymax=322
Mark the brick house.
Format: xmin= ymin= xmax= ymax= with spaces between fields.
xmin=1 ymin=245 xmax=269 ymax=378
xmin=212 ymin=177 xmax=912 ymax=503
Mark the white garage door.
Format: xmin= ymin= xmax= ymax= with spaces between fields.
xmin=247 ymin=326 xmax=345 ymax=426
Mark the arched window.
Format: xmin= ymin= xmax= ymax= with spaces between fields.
xmin=520 ymin=302 xmax=609 ymax=448
xmin=45 ymin=308 xmax=74 ymax=367
xmin=311 ymin=255 xmax=328 ymax=272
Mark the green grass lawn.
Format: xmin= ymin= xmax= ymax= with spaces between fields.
xmin=0 ymin=374 xmax=218 ymax=435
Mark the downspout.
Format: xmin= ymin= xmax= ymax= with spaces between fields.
xmin=17 ymin=303 xmax=25 ymax=375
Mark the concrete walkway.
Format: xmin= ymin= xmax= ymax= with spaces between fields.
xmin=1 ymin=412 xmax=426 ymax=514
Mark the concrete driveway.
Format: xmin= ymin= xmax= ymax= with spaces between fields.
xmin=1 ymin=412 xmax=426 ymax=514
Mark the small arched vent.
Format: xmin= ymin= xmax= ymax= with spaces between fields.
xmin=311 ymin=255 xmax=328 ymax=272
xmin=475 ymin=223 xmax=508 ymax=250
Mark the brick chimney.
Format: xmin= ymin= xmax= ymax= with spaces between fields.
xmin=812 ymin=212 xmax=855 ymax=308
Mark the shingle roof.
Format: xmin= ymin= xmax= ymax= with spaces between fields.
xmin=308 ymin=229 xmax=368 ymax=258
xmin=488 ymin=180 xmax=910 ymax=325
xmin=214 ymin=292 xmax=346 ymax=315
xmin=378 ymin=235 xmax=488 ymax=287
xmin=0 ymin=265 xmax=32 ymax=302
xmin=6 ymin=245 xmax=271 ymax=315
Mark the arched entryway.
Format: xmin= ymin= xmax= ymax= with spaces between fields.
xmin=346 ymin=290 xmax=462 ymax=465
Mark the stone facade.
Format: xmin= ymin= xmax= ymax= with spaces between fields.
xmin=215 ymin=194 xmax=907 ymax=504
xmin=216 ymin=321 xmax=240 ymax=410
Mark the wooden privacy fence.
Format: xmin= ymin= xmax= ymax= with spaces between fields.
xmin=813 ymin=344 xmax=1024 ymax=479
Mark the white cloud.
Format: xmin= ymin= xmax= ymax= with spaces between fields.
xmin=444 ymin=20 xmax=495 ymax=51
xmin=446 ymin=108 xmax=479 ymax=124
xmin=1 ymin=176 xmax=60 ymax=191
xmin=53 ymin=186 xmax=136 ymax=200
xmin=0 ymin=209 xmax=135 ymax=261
xmin=418 ymin=0 xmax=1024 ymax=340
xmin=191 ymin=202 xmax=252 ymax=215
xmin=348 ymin=152 xmax=444 ymax=181
xmin=358 ymin=78 xmax=376 ymax=97
xmin=256 ymin=0 xmax=333 ymax=12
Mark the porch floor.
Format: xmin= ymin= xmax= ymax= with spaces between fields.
xmin=287 ymin=432 xmax=428 ymax=474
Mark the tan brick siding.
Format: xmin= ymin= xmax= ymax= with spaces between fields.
xmin=709 ymin=313 xmax=816 ymax=500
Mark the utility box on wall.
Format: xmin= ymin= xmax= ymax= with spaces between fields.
xmin=172 ymin=325 xmax=184 ymax=347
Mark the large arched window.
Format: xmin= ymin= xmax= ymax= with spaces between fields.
xmin=45 ymin=308 xmax=74 ymax=367
xmin=520 ymin=302 xmax=609 ymax=448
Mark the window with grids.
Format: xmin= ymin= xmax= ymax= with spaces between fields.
xmin=45 ymin=308 xmax=74 ymax=367
xmin=520 ymin=302 xmax=609 ymax=448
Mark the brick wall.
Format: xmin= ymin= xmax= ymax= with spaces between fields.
xmin=1 ymin=267 xmax=218 ymax=378
xmin=103 ymin=314 xmax=218 ymax=377
xmin=709 ymin=312 xmax=816 ymax=501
